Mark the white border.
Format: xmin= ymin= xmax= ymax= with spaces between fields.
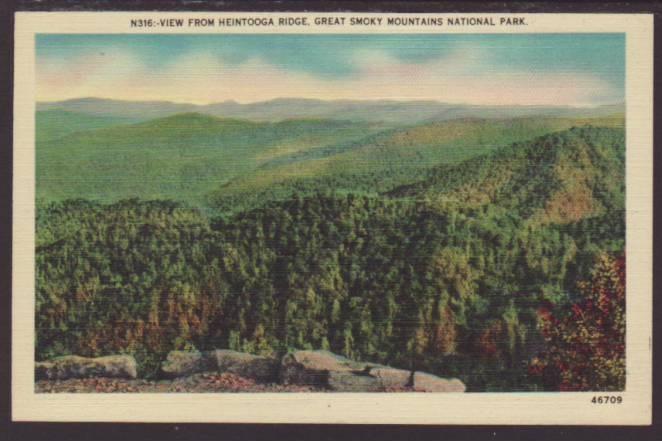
xmin=13 ymin=12 xmax=653 ymax=424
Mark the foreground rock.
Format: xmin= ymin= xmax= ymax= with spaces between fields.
xmin=370 ymin=367 xmax=413 ymax=390
xmin=37 ymin=350 xmax=465 ymax=392
xmin=282 ymin=350 xmax=420 ymax=392
xmin=412 ymin=372 xmax=466 ymax=392
xmin=281 ymin=350 xmax=373 ymax=388
xmin=210 ymin=350 xmax=280 ymax=383
xmin=35 ymin=355 xmax=137 ymax=380
xmin=161 ymin=349 xmax=279 ymax=382
xmin=281 ymin=350 xmax=464 ymax=392
xmin=160 ymin=351 xmax=214 ymax=378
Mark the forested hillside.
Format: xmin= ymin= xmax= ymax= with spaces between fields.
xmin=210 ymin=116 xmax=623 ymax=213
xmin=36 ymin=125 xmax=625 ymax=391
xmin=390 ymin=126 xmax=625 ymax=221
xmin=36 ymin=113 xmax=381 ymax=204
xmin=36 ymin=106 xmax=622 ymax=211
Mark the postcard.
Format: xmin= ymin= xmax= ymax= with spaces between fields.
xmin=12 ymin=11 xmax=653 ymax=424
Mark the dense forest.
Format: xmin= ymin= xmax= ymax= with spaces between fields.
xmin=35 ymin=123 xmax=626 ymax=391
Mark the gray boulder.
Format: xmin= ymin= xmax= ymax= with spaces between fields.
xmin=281 ymin=350 xmax=371 ymax=387
xmin=327 ymin=366 xmax=412 ymax=391
xmin=211 ymin=350 xmax=279 ymax=383
xmin=327 ymin=370 xmax=383 ymax=392
xmin=160 ymin=350 xmax=214 ymax=378
xmin=412 ymin=371 xmax=466 ymax=392
xmin=370 ymin=367 xmax=412 ymax=390
xmin=281 ymin=350 xmax=412 ymax=391
xmin=35 ymin=355 xmax=137 ymax=380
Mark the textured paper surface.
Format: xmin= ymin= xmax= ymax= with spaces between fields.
xmin=13 ymin=12 xmax=653 ymax=424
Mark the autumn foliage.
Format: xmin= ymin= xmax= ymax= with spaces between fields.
xmin=529 ymin=254 xmax=625 ymax=391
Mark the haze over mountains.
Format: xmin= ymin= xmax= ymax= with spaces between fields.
xmin=37 ymin=97 xmax=625 ymax=125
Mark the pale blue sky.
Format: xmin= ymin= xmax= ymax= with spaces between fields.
xmin=36 ymin=34 xmax=625 ymax=106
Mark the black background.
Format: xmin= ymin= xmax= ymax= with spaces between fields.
xmin=1 ymin=1 xmax=661 ymax=440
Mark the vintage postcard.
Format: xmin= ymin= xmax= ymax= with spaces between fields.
xmin=12 ymin=11 xmax=653 ymax=424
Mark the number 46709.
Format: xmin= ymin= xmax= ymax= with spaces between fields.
xmin=591 ymin=396 xmax=623 ymax=404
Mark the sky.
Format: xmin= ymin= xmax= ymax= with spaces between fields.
xmin=36 ymin=34 xmax=625 ymax=107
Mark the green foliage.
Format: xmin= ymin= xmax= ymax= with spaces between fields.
xmin=35 ymin=126 xmax=625 ymax=390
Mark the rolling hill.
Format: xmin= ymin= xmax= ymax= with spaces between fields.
xmin=37 ymin=103 xmax=624 ymax=215
xmin=208 ymin=115 xmax=624 ymax=213
xmin=387 ymin=126 xmax=625 ymax=225
xmin=36 ymin=113 xmax=383 ymax=204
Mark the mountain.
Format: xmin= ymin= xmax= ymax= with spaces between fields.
xmin=37 ymin=104 xmax=624 ymax=214
xmin=37 ymin=97 xmax=625 ymax=125
xmin=37 ymin=98 xmax=200 ymax=121
xmin=388 ymin=126 xmax=625 ymax=225
xmin=36 ymin=112 xmax=382 ymax=204
xmin=36 ymin=109 xmax=139 ymax=143
xmin=208 ymin=115 xmax=624 ymax=213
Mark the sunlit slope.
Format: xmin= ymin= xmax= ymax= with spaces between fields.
xmin=210 ymin=115 xmax=623 ymax=212
xmin=388 ymin=125 xmax=625 ymax=225
xmin=36 ymin=112 xmax=381 ymax=203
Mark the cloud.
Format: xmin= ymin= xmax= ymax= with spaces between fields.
xmin=37 ymin=48 xmax=147 ymax=98
xmin=36 ymin=37 xmax=622 ymax=107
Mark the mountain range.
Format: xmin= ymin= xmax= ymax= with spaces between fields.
xmin=37 ymin=97 xmax=625 ymax=125
xmin=36 ymin=98 xmax=624 ymax=212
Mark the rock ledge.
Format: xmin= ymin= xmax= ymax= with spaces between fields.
xmin=36 ymin=350 xmax=465 ymax=392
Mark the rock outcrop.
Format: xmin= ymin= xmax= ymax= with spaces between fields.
xmin=36 ymin=350 xmax=465 ymax=392
xmin=210 ymin=350 xmax=280 ymax=383
xmin=327 ymin=370 xmax=383 ymax=392
xmin=412 ymin=371 xmax=466 ymax=392
xmin=160 ymin=349 xmax=279 ymax=382
xmin=160 ymin=350 xmax=214 ymax=378
xmin=280 ymin=350 xmax=374 ymax=387
xmin=370 ymin=367 xmax=412 ymax=390
xmin=281 ymin=350 xmax=458 ymax=392
xmin=35 ymin=355 xmax=137 ymax=380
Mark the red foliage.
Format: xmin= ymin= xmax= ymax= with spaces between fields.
xmin=529 ymin=253 xmax=625 ymax=391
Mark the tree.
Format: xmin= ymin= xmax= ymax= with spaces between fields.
xmin=529 ymin=254 xmax=625 ymax=391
